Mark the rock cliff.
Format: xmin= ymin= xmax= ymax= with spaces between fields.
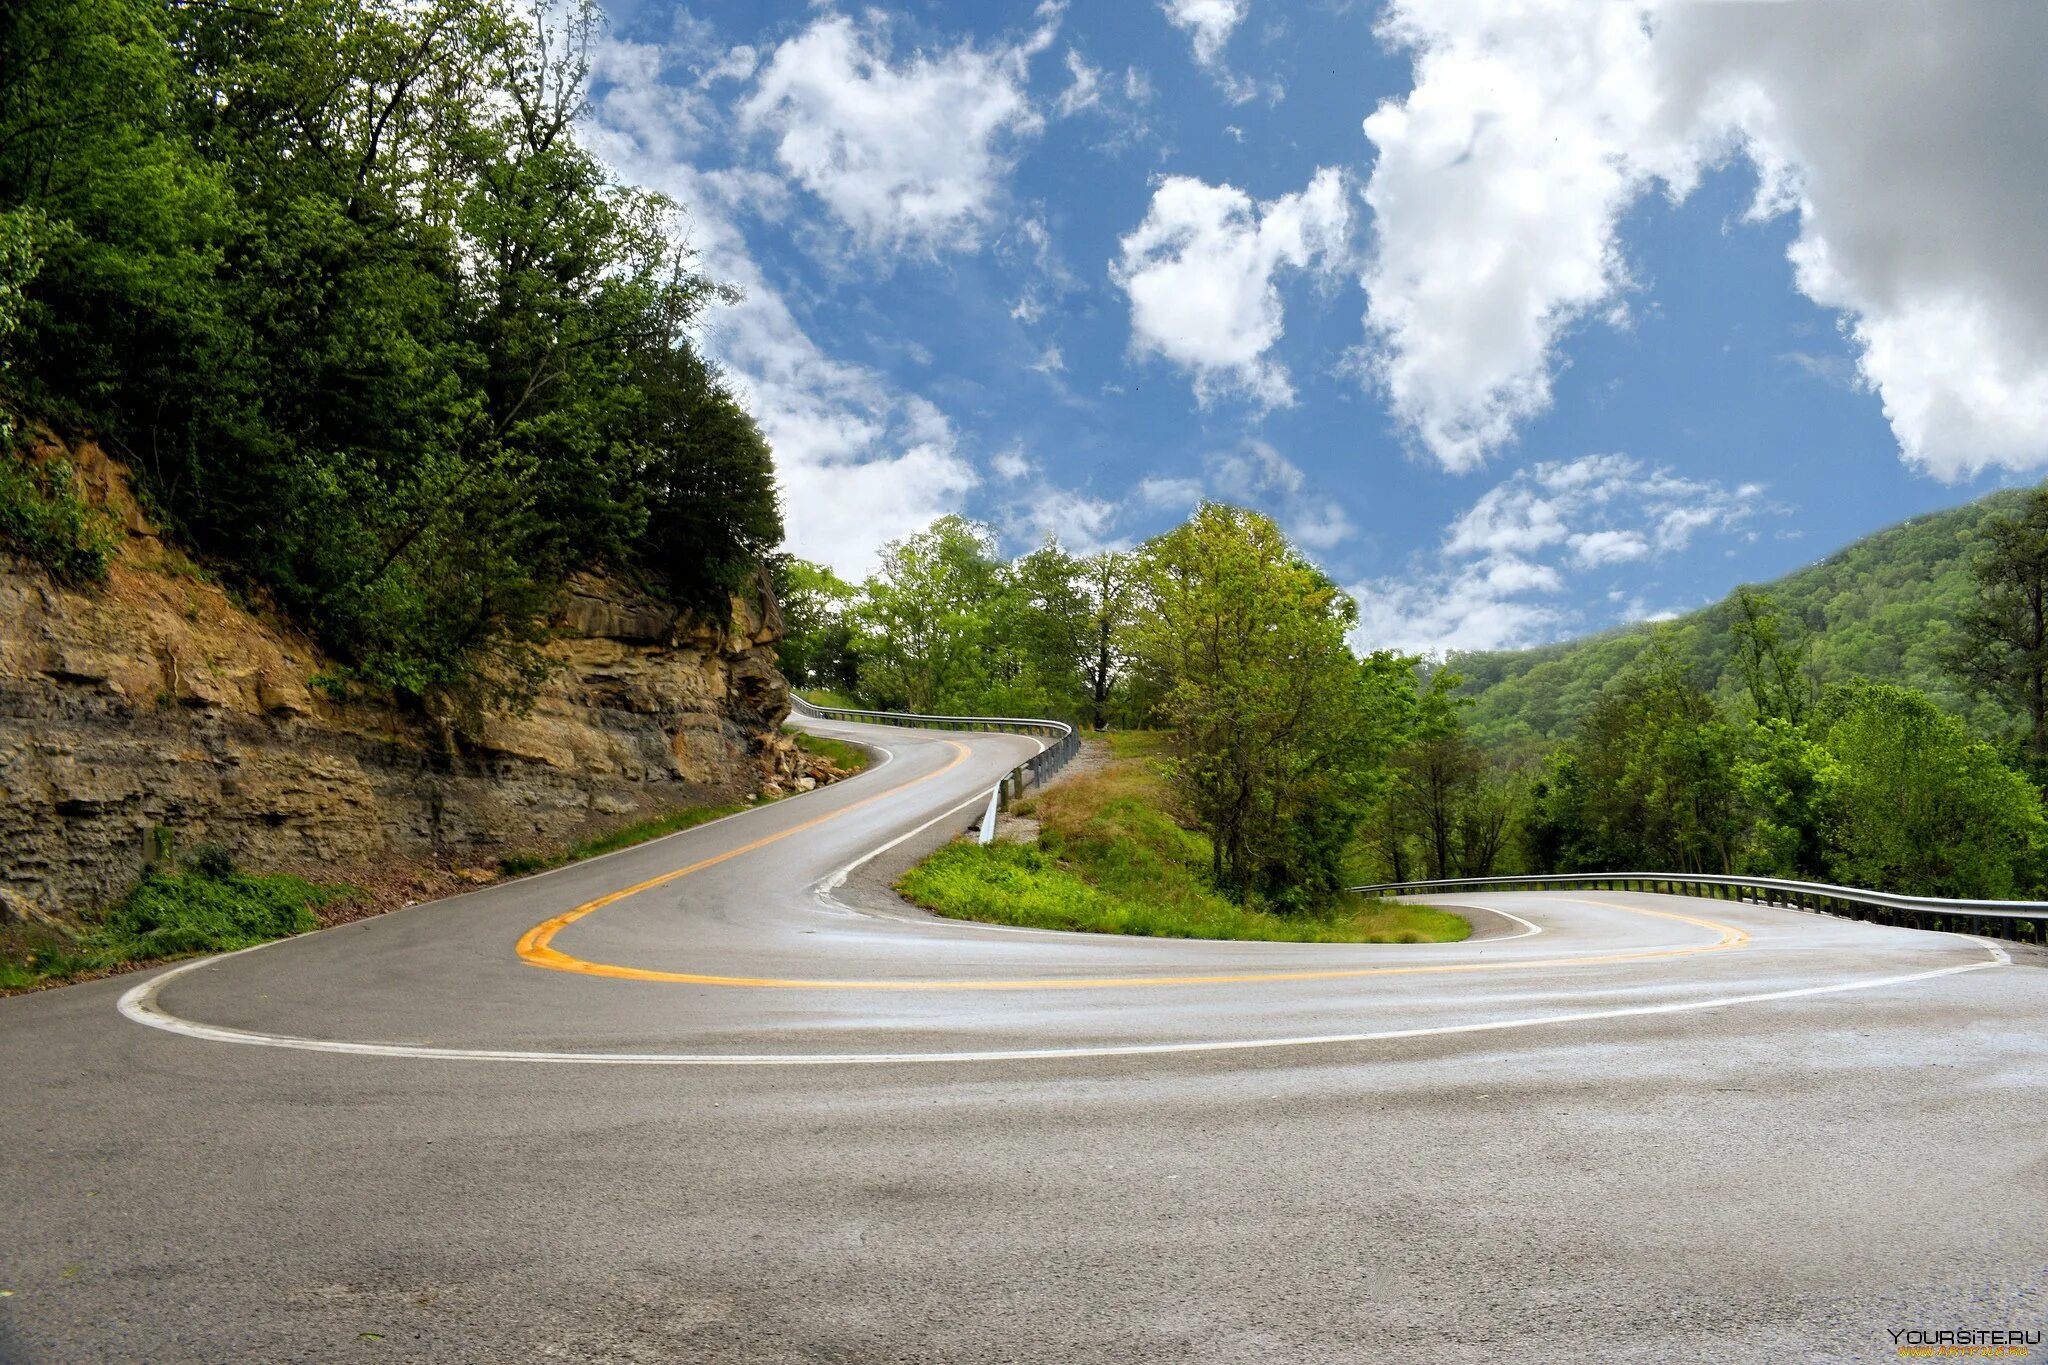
xmin=0 ymin=433 xmax=806 ymax=916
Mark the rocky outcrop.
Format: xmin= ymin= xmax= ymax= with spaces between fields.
xmin=0 ymin=433 xmax=803 ymax=915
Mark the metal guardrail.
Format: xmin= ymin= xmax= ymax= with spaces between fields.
xmin=1350 ymin=872 xmax=2046 ymax=945
xmin=788 ymin=695 xmax=1082 ymax=840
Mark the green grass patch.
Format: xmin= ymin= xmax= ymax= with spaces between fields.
xmin=898 ymin=740 xmax=1469 ymax=944
xmin=796 ymin=688 xmax=861 ymax=709
xmin=790 ymin=729 xmax=871 ymax=772
xmin=0 ymin=869 xmax=360 ymax=991
xmin=1097 ymin=729 xmax=1169 ymax=760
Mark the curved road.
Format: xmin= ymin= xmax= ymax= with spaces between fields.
xmin=3 ymin=717 xmax=2045 ymax=1361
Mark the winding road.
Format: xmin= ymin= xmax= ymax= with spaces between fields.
xmin=3 ymin=716 xmax=2045 ymax=1362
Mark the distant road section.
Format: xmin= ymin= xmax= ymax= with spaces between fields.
xmin=3 ymin=714 xmax=2044 ymax=1362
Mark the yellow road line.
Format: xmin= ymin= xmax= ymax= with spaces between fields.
xmin=517 ymin=739 xmax=975 ymax=971
xmin=517 ymin=736 xmax=1751 ymax=990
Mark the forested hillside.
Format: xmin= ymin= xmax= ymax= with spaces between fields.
xmin=0 ymin=0 xmax=780 ymax=719
xmin=1453 ymin=488 xmax=2035 ymax=748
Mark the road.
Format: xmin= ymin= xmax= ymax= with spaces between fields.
xmin=2 ymin=717 xmax=2044 ymax=1362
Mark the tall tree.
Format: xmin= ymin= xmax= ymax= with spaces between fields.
xmin=1078 ymin=549 xmax=1135 ymax=729
xmin=852 ymin=516 xmax=1004 ymax=713
xmin=1526 ymin=640 xmax=1745 ymax=874
xmin=1946 ymin=487 xmax=2048 ymax=757
xmin=1386 ymin=671 xmax=1483 ymax=880
xmin=1730 ymin=588 xmax=1813 ymax=723
xmin=768 ymin=555 xmax=859 ymax=692
xmin=1130 ymin=504 xmax=1407 ymax=907
xmin=1813 ymin=682 xmax=2045 ymax=897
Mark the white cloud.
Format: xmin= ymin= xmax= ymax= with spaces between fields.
xmin=1160 ymin=0 xmax=1275 ymax=104
xmin=587 ymin=37 xmax=979 ymax=577
xmin=1030 ymin=345 xmax=1065 ymax=374
xmin=1570 ymin=529 xmax=1649 ymax=567
xmin=1203 ymin=440 xmax=1355 ymax=550
xmin=1358 ymin=3 xmax=1692 ymax=472
xmin=1360 ymin=1 xmax=2048 ymax=479
xmin=1138 ymin=476 xmax=1205 ymax=511
xmin=1162 ymin=0 xmax=1246 ymax=69
xmin=1056 ymin=48 xmax=1102 ymax=117
xmin=992 ymin=447 xmax=1036 ymax=481
xmin=1114 ymin=167 xmax=1353 ymax=408
xmin=737 ymin=12 xmax=1051 ymax=255
xmin=1350 ymin=453 xmax=1770 ymax=654
xmin=1014 ymin=486 xmax=1124 ymax=555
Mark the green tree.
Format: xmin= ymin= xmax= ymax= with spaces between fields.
xmin=1130 ymin=504 xmax=1407 ymax=907
xmin=1732 ymin=717 xmax=1834 ymax=878
xmin=1525 ymin=641 xmax=1745 ymax=873
xmin=1946 ymin=486 xmax=2048 ymax=758
xmin=769 ymin=555 xmax=860 ymax=692
xmin=853 ymin=516 xmax=1004 ymax=712
xmin=1731 ymin=589 xmax=1813 ymax=723
xmin=1811 ymin=682 xmax=2045 ymax=898
xmin=1384 ymin=671 xmax=1484 ymax=880
xmin=1077 ymin=549 xmax=1136 ymax=728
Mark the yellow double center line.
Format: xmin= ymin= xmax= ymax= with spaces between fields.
xmin=517 ymin=738 xmax=1751 ymax=991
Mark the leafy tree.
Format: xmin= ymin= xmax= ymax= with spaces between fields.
xmin=1731 ymin=589 xmax=1813 ymax=723
xmin=1384 ymin=671 xmax=1484 ymax=880
xmin=769 ymin=555 xmax=859 ymax=692
xmin=1077 ymin=549 xmax=1136 ymax=728
xmin=1525 ymin=640 xmax=1745 ymax=873
xmin=1732 ymin=717 xmax=1834 ymax=878
xmin=1945 ymin=486 xmax=2048 ymax=758
xmin=0 ymin=0 xmax=782 ymax=722
xmin=852 ymin=516 xmax=1004 ymax=713
xmin=1129 ymin=504 xmax=1407 ymax=908
xmin=1811 ymin=682 xmax=2045 ymax=898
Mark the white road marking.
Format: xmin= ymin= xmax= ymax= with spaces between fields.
xmin=117 ymin=944 xmax=2004 ymax=1067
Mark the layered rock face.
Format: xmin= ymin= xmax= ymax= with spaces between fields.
xmin=0 ymin=436 xmax=802 ymax=915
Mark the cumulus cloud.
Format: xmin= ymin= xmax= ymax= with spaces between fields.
xmin=1114 ymin=168 xmax=1353 ymax=408
xmin=1360 ymin=1 xmax=2048 ymax=479
xmin=587 ymin=38 xmax=979 ymax=577
xmin=737 ymin=11 xmax=1052 ymax=255
xmin=1351 ymin=453 xmax=1770 ymax=654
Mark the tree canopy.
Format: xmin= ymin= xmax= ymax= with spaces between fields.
xmin=0 ymin=0 xmax=781 ymax=718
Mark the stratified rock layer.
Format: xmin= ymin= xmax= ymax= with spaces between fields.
xmin=0 ymin=435 xmax=801 ymax=914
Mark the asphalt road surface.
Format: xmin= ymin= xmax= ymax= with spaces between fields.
xmin=3 ymin=717 xmax=2044 ymax=1363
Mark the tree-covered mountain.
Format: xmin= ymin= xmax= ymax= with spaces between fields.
xmin=1451 ymin=486 xmax=2038 ymax=748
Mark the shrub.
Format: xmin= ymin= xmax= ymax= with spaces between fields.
xmin=0 ymin=452 xmax=119 ymax=584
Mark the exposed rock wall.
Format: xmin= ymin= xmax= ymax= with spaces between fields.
xmin=0 ymin=435 xmax=802 ymax=915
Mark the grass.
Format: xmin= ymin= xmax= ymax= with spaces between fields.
xmin=1 ymin=869 xmax=361 ymax=992
xmin=796 ymin=687 xmax=861 ymax=710
xmin=790 ymin=729 xmax=871 ymax=773
xmin=898 ymin=736 xmax=1470 ymax=944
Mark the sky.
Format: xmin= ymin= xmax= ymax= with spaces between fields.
xmin=582 ymin=0 xmax=2048 ymax=655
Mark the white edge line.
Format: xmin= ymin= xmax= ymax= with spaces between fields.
xmin=117 ymin=951 xmax=2006 ymax=1066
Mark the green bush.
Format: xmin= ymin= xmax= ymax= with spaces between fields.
xmin=0 ymin=453 xmax=118 ymax=584
xmin=1 ymin=869 xmax=357 ymax=991
xmin=97 ymin=871 xmax=343 ymax=958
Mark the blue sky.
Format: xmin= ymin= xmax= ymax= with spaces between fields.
xmin=584 ymin=0 xmax=2048 ymax=653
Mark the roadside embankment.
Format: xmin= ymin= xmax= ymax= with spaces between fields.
xmin=898 ymin=733 xmax=1470 ymax=944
